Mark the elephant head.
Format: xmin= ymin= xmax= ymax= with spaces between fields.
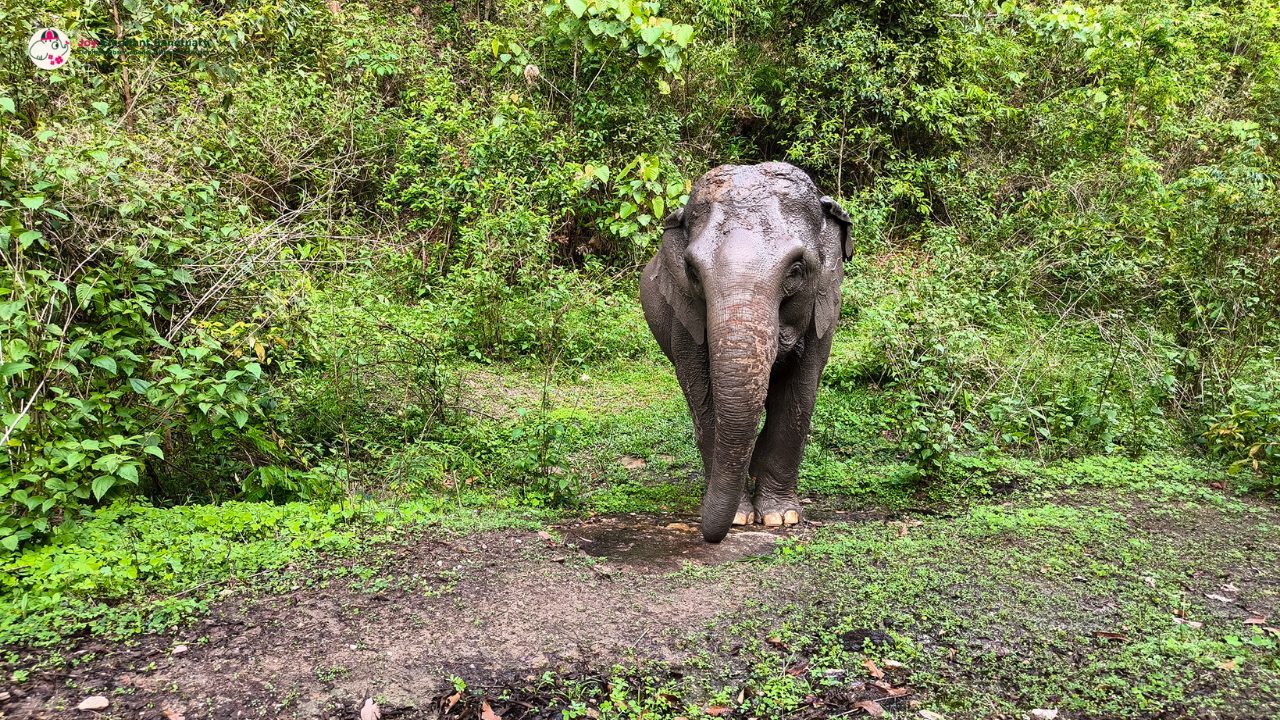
xmin=652 ymin=162 xmax=851 ymax=542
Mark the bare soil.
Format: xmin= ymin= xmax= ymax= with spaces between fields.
xmin=2 ymin=515 xmax=809 ymax=720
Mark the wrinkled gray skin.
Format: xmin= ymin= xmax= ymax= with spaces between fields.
xmin=640 ymin=162 xmax=852 ymax=543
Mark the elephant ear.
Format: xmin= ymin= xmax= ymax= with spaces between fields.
xmin=814 ymin=196 xmax=852 ymax=340
xmin=654 ymin=207 xmax=706 ymax=344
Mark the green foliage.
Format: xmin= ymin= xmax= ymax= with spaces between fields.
xmin=544 ymin=0 xmax=695 ymax=78
xmin=1204 ymin=403 xmax=1280 ymax=486
xmin=0 ymin=500 xmax=362 ymax=645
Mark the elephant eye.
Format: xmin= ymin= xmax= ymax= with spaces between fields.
xmin=782 ymin=261 xmax=805 ymax=294
xmin=686 ymin=262 xmax=702 ymax=287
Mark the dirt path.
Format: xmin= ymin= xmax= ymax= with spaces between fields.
xmin=4 ymin=516 xmax=806 ymax=720
xmin=4 ymin=491 xmax=1279 ymax=720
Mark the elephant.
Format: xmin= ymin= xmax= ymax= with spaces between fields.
xmin=640 ymin=162 xmax=852 ymax=543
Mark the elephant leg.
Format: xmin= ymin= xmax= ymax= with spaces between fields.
xmin=749 ymin=331 xmax=833 ymax=526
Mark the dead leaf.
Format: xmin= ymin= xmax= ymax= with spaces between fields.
xmin=1094 ymin=631 xmax=1129 ymax=641
xmin=411 ymin=6 xmax=422 ymax=16
xmin=1210 ymin=481 xmax=1226 ymax=490
xmin=593 ymin=564 xmax=615 ymax=576
xmin=1031 ymin=711 xmax=1059 ymax=720
xmin=1173 ymin=617 xmax=1203 ymax=628
xmin=863 ymin=657 xmax=885 ymax=679
xmin=665 ymin=523 xmax=693 ymax=531
xmin=445 ymin=691 xmax=462 ymax=712
xmin=551 ymin=556 xmax=566 ymax=562
xmin=786 ymin=662 xmax=809 ymax=676
xmin=362 ymin=698 xmax=383 ymax=720
xmin=1143 ymin=576 xmax=1157 ymax=588
xmin=659 ymin=693 xmax=680 ymax=705
xmin=171 ymin=644 xmax=188 ymax=655
xmin=872 ymin=681 xmax=908 ymax=696
xmin=897 ymin=525 xmax=909 ymax=537
xmin=1217 ymin=660 xmax=1238 ymax=671
xmin=164 ymin=711 xmax=186 ymax=720
xmin=1206 ymin=593 xmax=1234 ymax=602
xmin=765 ymin=637 xmax=789 ymax=650
xmin=1245 ymin=617 xmax=1267 ymax=624
xmin=481 ymin=700 xmax=501 ymax=720
xmin=1264 ymin=627 xmax=1280 ymax=637
xmin=853 ymin=700 xmax=885 ymax=717
xmin=919 ymin=711 xmax=945 ymax=720
xmin=620 ymin=455 xmax=646 ymax=470
xmin=77 ymin=696 xmax=110 ymax=711
xmin=1222 ymin=583 xmax=1239 ymax=593
xmin=705 ymin=706 xmax=732 ymax=716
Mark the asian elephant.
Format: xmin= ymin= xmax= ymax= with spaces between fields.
xmin=640 ymin=162 xmax=852 ymax=543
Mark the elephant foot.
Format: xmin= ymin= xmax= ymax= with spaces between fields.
xmin=732 ymin=495 xmax=757 ymax=526
xmin=755 ymin=495 xmax=802 ymax=527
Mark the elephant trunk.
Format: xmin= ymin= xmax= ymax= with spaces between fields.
xmin=702 ymin=295 xmax=778 ymax=543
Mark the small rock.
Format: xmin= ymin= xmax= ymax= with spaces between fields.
xmin=619 ymin=455 xmax=646 ymax=470
xmin=171 ymin=645 xmax=188 ymax=655
xmin=77 ymin=696 xmax=109 ymax=711
xmin=919 ymin=711 xmax=945 ymax=720
xmin=665 ymin=523 xmax=693 ymax=531
xmin=1031 ymin=710 xmax=1059 ymax=720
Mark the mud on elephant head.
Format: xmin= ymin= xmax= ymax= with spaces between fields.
xmin=639 ymin=162 xmax=852 ymax=543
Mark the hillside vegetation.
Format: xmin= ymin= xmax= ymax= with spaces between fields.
xmin=1 ymin=0 xmax=1279 ymax=709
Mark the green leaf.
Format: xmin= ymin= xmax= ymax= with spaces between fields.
xmin=20 ymin=197 xmax=44 ymax=210
xmin=652 ymin=196 xmax=665 ymax=217
xmin=1 ymin=535 xmax=17 ymax=551
xmin=171 ymin=268 xmax=194 ymax=284
xmin=0 ymin=362 xmax=33 ymax=377
xmin=128 ymin=378 xmax=152 ymax=394
xmin=671 ymin=24 xmax=694 ymax=47
xmin=117 ymin=464 xmax=139 ymax=484
xmin=143 ymin=445 xmax=164 ymax=459
xmin=91 ymin=356 xmax=118 ymax=375
xmin=640 ymin=26 xmax=663 ymax=44
xmin=92 ymin=101 xmax=110 ymax=115
xmin=49 ymin=359 xmax=79 ymax=376
xmin=91 ymin=475 xmax=116 ymax=501
xmin=566 ymin=0 xmax=587 ymax=17
xmin=233 ymin=410 xmax=249 ymax=428
xmin=0 ymin=97 xmax=14 ymax=115
xmin=76 ymin=283 xmax=95 ymax=308
xmin=245 ymin=362 xmax=262 ymax=378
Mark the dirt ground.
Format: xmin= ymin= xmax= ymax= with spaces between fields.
xmin=2 ymin=515 xmax=809 ymax=720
